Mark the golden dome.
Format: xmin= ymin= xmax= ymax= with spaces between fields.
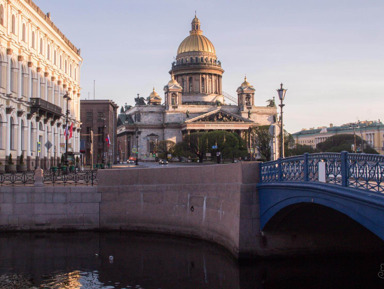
xmin=177 ymin=16 xmax=216 ymax=56
xmin=241 ymin=76 xmax=251 ymax=87
xmin=149 ymin=87 xmax=159 ymax=98
xmin=168 ymin=73 xmax=180 ymax=86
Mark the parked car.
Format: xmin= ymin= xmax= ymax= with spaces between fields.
xmin=159 ymin=159 xmax=168 ymax=165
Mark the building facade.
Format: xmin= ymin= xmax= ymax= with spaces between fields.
xmin=117 ymin=16 xmax=278 ymax=161
xmin=0 ymin=0 xmax=82 ymax=169
xmin=292 ymin=121 xmax=384 ymax=155
xmin=80 ymin=100 xmax=118 ymax=166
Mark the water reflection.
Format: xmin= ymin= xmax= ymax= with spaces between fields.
xmin=0 ymin=232 xmax=383 ymax=288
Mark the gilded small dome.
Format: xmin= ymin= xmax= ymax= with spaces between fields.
xmin=241 ymin=76 xmax=251 ymax=87
xmin=149 ymin=87 xmax=159 ymax=98
xmin=176 ymin=16 xmax=216 ymax=56
xmin=168 ymin=73 xmax=180 ymax=86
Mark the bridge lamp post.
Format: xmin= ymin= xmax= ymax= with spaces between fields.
xmin=277 ymin=83 xmax=287 ymax=158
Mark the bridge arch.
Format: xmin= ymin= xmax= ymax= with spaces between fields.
xmin=258 ymin=183 xmax=384 ymax=241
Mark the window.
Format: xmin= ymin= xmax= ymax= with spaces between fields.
xmin=69 ymin=64 xmax=72 ymax=77
xmin=21 ymin=120 xmax=25 ymax=150
xmin=59 ymin=55 xmax=62 ymax=69
xmin=54 ymin=50 xmax=56 ymax=65
xmin=134 ymin=112 xmax=141 ymax=122
xmin=171 ymin=93 xmax=177 ymax=106
xmin=47 ymin=44 xmax=50 ymax=60
xmin=64 ymin=60 xmax=67 ymax=73
xmin=0 ymin=5 xmax=4 ymax=26
xmin=97 ymin=112 xmax=104 ymax=121
xmin=189 ymin=77 xmax=193 ymax=92
xmin=201 ymin=77 xmax=205 ymax=93
xmin=86 ymin=112 xmax=93 ymax=121
xmin=40 ymin=38 xmax=43 ymax=54
xmin=98 ymin=127 xmax=104 ymax=142
xmin=22 ymin=24 xmax=26 ymax=41
xmin=11 ymin=15 xmax=15 ymax=34
xmin=31 ymin=31 xmax=35 ymax=48
xmin=10 ymin=117 xmax=14 ymax=150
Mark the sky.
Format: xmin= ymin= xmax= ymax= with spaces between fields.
xmin=34 ymin=0 xmax=384 ymax=133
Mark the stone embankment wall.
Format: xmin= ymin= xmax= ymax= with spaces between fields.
xmin=0 ymin=163 xmax=260 ymax=257
xmin=97 ymin=162 xmax=260 ymax=257
xmin=0 ymin=186 xmax=100 ymax=230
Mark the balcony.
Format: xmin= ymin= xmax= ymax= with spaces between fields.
xmin=30 ymin=98 xmax=62 ymax=120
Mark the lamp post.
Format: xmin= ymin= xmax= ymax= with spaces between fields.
xmin=63 ymin=93 xmax=71 ymax=166
xmin=277 ymin=83 xmax=287 ymax=159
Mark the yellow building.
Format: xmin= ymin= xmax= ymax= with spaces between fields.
xmin=292 ymin=121 xmax=384 ymax=155
xmin=0 ymin=0 xmax=82 ymax=169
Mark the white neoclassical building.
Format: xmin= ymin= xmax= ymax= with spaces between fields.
xmin=0 ymin=0 xmax=82 ymax=169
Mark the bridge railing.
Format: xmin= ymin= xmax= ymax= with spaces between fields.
xmin=259 ymin=152 xmax=384 ymax=193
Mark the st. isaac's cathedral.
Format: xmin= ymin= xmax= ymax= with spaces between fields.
xmin=117 ymin=16 xmax=278 ymax=161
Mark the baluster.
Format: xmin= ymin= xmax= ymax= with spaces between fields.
xmin=303 ymin=153 xmax=309 ymax=182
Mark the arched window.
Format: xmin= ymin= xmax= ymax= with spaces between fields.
xmin=69 ymin=64 xmax=72 ymax=77
xmin=22 ymin=23 xmax=26 ymax=41
xmin=181 ymin=79 xmax=185 ymax=91
xmin=0 ymin=5 xmax=4 ymax=26
xmin=10 ymin=59 xmax=17 ymax=93
xmin=31 ymin=31 xmax=35 ymax=48
xmin=10 ymin=117 xmax=14 ymax=150
xmin=171 ymin=93 xmax=177 ymax=106
xmin=21 ymin=65 xmax=28 ymax=97
xmin=47 ymin=44 xmax=50 ymax=60
xmin=64 ymin=60 xmax=67 ymax=73
xmin=189 ymin=77 xmax=193 ymax=92
xmin=40 ymin=38 xmax=43 ymax=54
xmin=11 ymin=15 xmax=15 ymax=34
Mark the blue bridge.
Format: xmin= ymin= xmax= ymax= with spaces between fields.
xmin=258 ymin=152 xmax=384 ymax=242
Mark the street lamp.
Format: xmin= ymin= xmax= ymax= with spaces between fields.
xmin=349 ymin=122 xmax=360 ymax=153
xmin=277 ymin=83 xmax=287 ymax=158
xmin=63 ymin=92 xmax=71 ymax=166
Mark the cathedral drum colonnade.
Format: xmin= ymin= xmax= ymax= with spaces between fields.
xmin=0 ymin=0 xmax=82 ymax=170
xmin=117 ymin=16 xmax=279 ymax=161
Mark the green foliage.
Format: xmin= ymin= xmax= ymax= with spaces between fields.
xmin=173 ymin=130 xmax=247 ymax=162
xmin=316 ymin=134 xmax=378 ymax=154
xmin=19 ymin=154 xmax=24 ymax=165
xmin=8 ymin=154 xmax=13 ymax=165
xmin=288 ymin=144 xmax=318 ymax=156
xmin=251 ymin=126 xmax=272 ymax=161
xmin=157 ymin=140 xmax=175 ymax=159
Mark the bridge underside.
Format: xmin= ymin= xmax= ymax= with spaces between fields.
xmin=256 ymin=183 xmax=384 ymax=254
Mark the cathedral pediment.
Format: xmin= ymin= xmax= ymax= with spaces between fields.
xmin=185 ymin=109 xmax=253 ymax=123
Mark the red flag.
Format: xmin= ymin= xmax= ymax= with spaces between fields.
xmin=69 ymin=123 xmax=74 ymax=139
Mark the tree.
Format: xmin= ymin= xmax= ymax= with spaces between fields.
xmin=205 ymin=131 xmax=240 ymax=162
xmin=251 ymin=126 xmax=272 ymax=161
xmin=316 ymin=134 xmax=378 ymax=154
xmin=288 ymin=144 xmax=317 ymax=156
xmin=157 ymin=140 xmax=175 ymax=159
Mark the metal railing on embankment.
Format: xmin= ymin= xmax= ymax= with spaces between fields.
xmin=0 ymin=168 xmax=98 ymax=186
xmin=259 ymin=152 xmax=384 ymax=193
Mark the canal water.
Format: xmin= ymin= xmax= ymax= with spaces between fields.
xmin=0 ymin=232 xmax=383 ymax=289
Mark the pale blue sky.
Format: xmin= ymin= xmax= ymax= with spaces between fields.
xmin=35 ymin=0 xmax=384 ymax=133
